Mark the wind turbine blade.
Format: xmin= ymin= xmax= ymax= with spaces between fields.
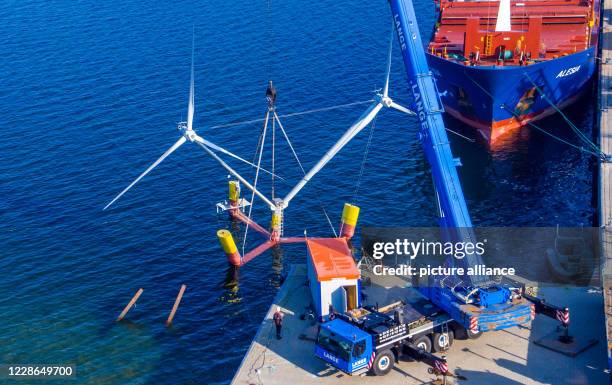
xmin=187 ymin=33 xmax=195 ymax=131
xmin=283 ymin=102 xmax=384 ymax=206
xmin=390 ymin=101 xmax=416 ymax=116
xmin=383 ymin=22 xmax=394 ymax=98
xmin=103 ymin=136 xmax=187 ymax=210
xmin=191 ymin=135 xmax=284 ymax=180
xmin=196 ymin=142 xmax=275 ymax=209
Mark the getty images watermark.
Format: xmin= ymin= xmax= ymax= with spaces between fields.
xmin=370 ymin=238 xmax=517 ymax=278
xmin=361 ymin=227 xmax=603 ymax=287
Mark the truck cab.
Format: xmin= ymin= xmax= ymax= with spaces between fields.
xmin=315 ymin=319 xmax=373 ymax=375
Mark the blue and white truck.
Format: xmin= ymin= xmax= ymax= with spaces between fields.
xmin=315 ymin=298 xmax=455 ymax=376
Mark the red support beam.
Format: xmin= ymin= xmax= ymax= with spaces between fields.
xmin=241 ymin=240 xmax=276 ymax=265
xmin=280 ymin=237 xmax=307 ymax=244
xmin=234 ymin=211 xmax=270 ymax=237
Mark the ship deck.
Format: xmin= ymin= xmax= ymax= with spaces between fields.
xmin=230 ymin=264 xmax=607 ymax=385
xmin=429 ymin=0 xmax=598 ymax=66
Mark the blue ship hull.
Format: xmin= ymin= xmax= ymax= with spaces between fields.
xmin=426 ymin=47 xmax=598 ymax=143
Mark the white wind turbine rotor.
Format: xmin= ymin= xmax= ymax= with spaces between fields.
xmin=104 ymin=35 xmax=275 ymax=211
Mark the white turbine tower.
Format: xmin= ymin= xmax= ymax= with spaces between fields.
xmin=281 ymin=26 xmax=414 ymax=208
xmin=104 ymin=34 xmax=276 ymax=211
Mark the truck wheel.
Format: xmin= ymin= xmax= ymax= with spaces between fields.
xmin=413 ymin=335 xmax=432 ymax=353
xmin=467 ymin=328 xmax=482 ymax=339
xmin=371 ymin=350 xmax=394 ymax=376
xmin=432 ymin=330 xmax=454 ymax=352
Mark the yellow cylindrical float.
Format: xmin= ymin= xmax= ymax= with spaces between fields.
xmin=340 ymin=203 xmax=360 ymax=239
xmin=217 ymin=229 xmax=241 ymax=266
xmin=270 ymin=211 xmax=282 ymax=241
xmin=229 ymin=181 xmax=240 ymax=205
xmin=228 ymin=181 xmax=240 ymax=218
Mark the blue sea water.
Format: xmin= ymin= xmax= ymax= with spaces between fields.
xmin=0 ymin=0 xmax=596 ymax=384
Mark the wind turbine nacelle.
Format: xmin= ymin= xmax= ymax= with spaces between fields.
xmin=185 ymin=131 xmax=197 ymax=142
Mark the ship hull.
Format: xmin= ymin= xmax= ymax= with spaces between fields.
xmin=427 ymin=47 xmax=598 ymax=143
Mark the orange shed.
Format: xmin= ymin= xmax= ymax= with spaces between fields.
xmin=306 ymin=238 xmax=361 ymax=320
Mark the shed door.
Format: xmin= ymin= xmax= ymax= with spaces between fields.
xmin=344 ymin=285 xmax=357 ymax=310
xmin=332 ymin=287 xmax=346 ymax=314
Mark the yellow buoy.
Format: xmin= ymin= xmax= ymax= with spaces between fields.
xmin=271 ymin=212 xmax=282 ymax=229
xmin=229 ymin=181 xmax=240 ymax=204
xmin=228 ymin=181 xmax=241 ymax=218
xmin=340 ymin=203 xmax=360 ymax=239
xmin=270 ymin=211 xmax=282 ymax=241
xmin=342 ymin=203 xmax=360 ymax=225
xmin=217 ymin=229 xmax=241 ymax=266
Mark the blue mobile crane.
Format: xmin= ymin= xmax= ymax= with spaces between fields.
xmin=314 ymin=0 xmax=571 ymax=376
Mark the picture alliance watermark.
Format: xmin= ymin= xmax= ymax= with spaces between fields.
xmin=372 ymin=264 xmax=516 ymax=278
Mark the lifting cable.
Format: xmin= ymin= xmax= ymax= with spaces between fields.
xmin=523 ymin=73 xmax=606 ymax=158
xmin=266 ymin=0 xmax=276 ymax=201
xmin=351 ymin=116 xmax=378 ymax=204
xmin=466 ymin=72 xmax=606 ymax=159
xmin=273 ymin=111 xmax=338 ymax=237
xmin=251 ymin=115 xmax=267 ymax=165
xmin=208 ymin=100 xmax=373 ymax=131
xmin=446 ymin=127 xmax=476 ymax=143
xmin=272 ymin=108 xmax=276 ymax=200
xmin=243 ymin=110 xmax=269 ymax=256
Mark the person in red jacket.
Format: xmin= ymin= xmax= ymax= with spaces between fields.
xmin=273 ymin=306 xmax=284 ymax=340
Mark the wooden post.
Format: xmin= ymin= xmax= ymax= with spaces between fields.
xmin=166 ymin=285 xmax=186 ymax=327
xmin=116 ymin=288 xmax=144 ymax=322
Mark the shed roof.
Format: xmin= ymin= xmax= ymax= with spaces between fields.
xmin=306 ymin=238 xmax=360 ymax=281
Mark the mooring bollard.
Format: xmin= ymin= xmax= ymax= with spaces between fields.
xmin=116 ymin=288 xmax=144 ymax=322
xmin=166 ymin=284 xmax=187 ymax=327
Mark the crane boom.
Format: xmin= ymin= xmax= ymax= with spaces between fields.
xmin=388 ymin=0 xmax=489 ymax=287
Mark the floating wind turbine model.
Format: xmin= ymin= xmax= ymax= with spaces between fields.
xmin=105 ymin=26 xmax=416 ymax=267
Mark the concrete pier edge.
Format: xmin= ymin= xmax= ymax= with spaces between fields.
xmin=229 ymin=264 xmax=299 ymax=385
xmin=600 ymin=0 xmax=612 ymax=373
